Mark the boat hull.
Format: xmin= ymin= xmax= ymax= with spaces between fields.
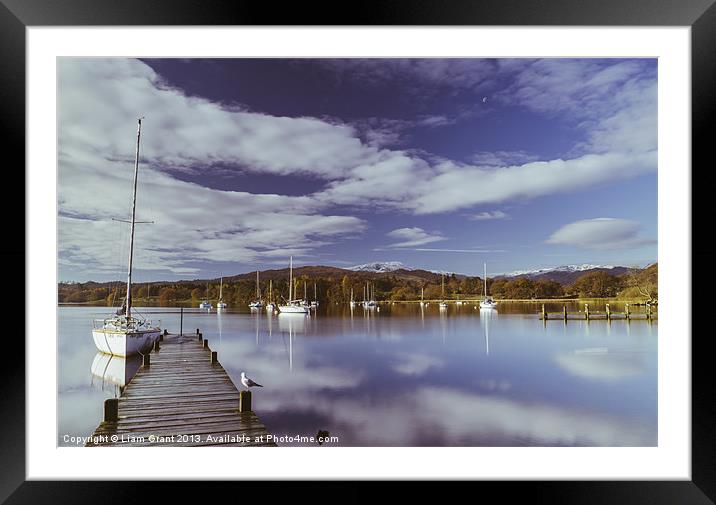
xmin=92 ymin=328 xmax=161 ymax=357
xmin=278 ymin=305 xmax=309 ymax=314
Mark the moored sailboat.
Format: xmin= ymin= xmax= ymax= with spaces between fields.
xmin=91 ymin=118 xmax=161 ymax=357
xmin=439 ymin=274 xmax=448 ymax=308
xmin=278 ymin=256 xmax=308 ymax=313
xmin=249 ymin=270 xmax=264 ymax=308
xmin=199 ymin=282 xmax=212 ymax=310
xmin=266 ymin=279 xmax=276 ymax=312
xmin=216 ymin=277 xmax=227 ymax=309
xmin=480 ymin=262 xmax=497 ymax=310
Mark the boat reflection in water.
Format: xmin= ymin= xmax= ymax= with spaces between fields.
xmin=480 ymin=306 xmax=497 ymax=356
xmin=90 ymin=352 xmax=142 ymax=395
xmin=278 ymin=313 xmax=308 ymax=371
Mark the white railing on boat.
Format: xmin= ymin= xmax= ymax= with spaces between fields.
xmin=93 ymin=318 xmax=161 ymax=331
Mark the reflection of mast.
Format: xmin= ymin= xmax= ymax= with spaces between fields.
xmin=217 ymin=308 xmax=223 ymax=345
xmin=255 ymin=309 xmax=259 ymax=345
xmin=485 ymin=312 xmax=490 ymax=356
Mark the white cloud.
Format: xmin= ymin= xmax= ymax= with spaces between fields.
xmin=554 ymin=350 xmax=646 ymax=381
xmin=470 ymin=210 xmax=509 ymax=221
xmin=392 ymin=353 xmax=444 ymax=376
xmin=408 ymin=151 xmax=656 ymax=214
xmin=545 ymin=218 xmax=655 ymax=250
xmin=58 ymin=152 xmax=365 ymax=277
xmin=58 ymin=58 xmax=379 ymax=180
xmin=384 ymin=227 xmax=445 ymax=248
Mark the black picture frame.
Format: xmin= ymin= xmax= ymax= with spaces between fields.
xmin=5 ymin=0 xmax=714 ymax=502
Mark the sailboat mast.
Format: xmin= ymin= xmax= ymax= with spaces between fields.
xmin=269 ymin=279 xmax=273 ymax=303
xmin=256 ymin=270 xmax=260 ymax=299
xmin=484 ymin=263 xmax=488 ymax=297
xmin=289 ymin=256 xmax=293 ymax=301
xmin=125 ymin=118 xmax=143 ymax=319
xmin=219 ymin=277 xmax=223 ymax=300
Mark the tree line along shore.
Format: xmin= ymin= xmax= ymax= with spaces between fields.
xmin=59 ymin=264 xmax=657 ymax=306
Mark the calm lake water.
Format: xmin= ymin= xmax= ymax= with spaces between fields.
xmin=58 ymin=302 xmax=657 ymax=447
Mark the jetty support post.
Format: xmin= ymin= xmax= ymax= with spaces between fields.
xmin=104 ymin=398 xmax=119 ymax=422
xmin=606 ymin=303 xmax=611 ymax=320
xmin=563 ymin=305 xmax=567 ymax=322
xmin=153 ymin=340 xmax=160 ymax=352
xmin=203 ymin=339 xmax=209 ymax=348
xmin=142 ymin=353 xmax=150 ymax=367
xmin=211 ymin=351 xmax=217 ymax=363
xmin=198 ymin=332 xmax=203 ymax=341
xmin=585 ymin=304 xmax=590 ymax=320
xmin=646 ymin=303 xmax=652 ymax=319
xmin=239 ymin=390 xmax=252 ymax=412
xmin=541 ymin=304 xmax=547 ymax=320
xmin=625 ymin=303 xmax=630 ymax=320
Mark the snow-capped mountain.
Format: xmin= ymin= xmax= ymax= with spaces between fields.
xmin=502 ymin=264 xmax=620 ymax=277
xmin=348 ymin=261 xmax=454 ymax=275
xmin=348 ymin=261 xmax=414 ymax=273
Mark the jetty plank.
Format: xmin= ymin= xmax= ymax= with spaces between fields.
xmin=86 ymin=333 xmax=275 ymax=447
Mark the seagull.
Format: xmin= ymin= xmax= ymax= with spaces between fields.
xmin=240 ymin=372 xmax=263 ymax=389
xmin=482 ymin=96 xmax=488 ymax=103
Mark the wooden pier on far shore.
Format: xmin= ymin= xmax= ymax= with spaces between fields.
xmin=539 ymin=303 xmax=656 ymax=321
xmin=85 ymin=330 xmax=275 ymax=447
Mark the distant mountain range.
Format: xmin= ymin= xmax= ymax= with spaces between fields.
xmin=62 ymin=262 xmax=637 ymax=288
xmin=347 ymin=261 xmax=453 ymax=275
xmin=497 ymin=264 xmax=630 ymax=285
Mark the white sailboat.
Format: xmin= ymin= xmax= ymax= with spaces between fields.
xmin=480 ymin=262 xmax=497 ymax=310
xmin=199 ymin=282 xmax=212 ymax=310
xmin=92 ymin=118 xmax=161 ymax=357
xmin=216 ymin=277 xmax=227 ymax=309
xmin=363 ymin=281 xmax=377 ymax=308
xmin=310 ymin=283 xmax=319 ymax=308
xmin=278 ymin=257 xmax=308 ymax=313
xmin=266 ymin=279 xmax=276 ymax=312
xmin=439 ymin=274 xmax=448 ymax=308
xmin=349 ymin=288 xmax=356 ymax=307
xmin=249 ymin=270 xmax=264 ymax=308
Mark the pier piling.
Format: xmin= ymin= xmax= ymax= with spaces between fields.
xmin=104 ymin=398 xmax=118 ymax=422
xmin=203 ymin=339 xmax=209 ymax=348
xmin=142 ymin=353 xmax=150 ymax=367
xmin=239 ymin=390 xmax=252 ymax=413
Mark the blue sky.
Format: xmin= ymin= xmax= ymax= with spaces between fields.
xmin=57 ymin=58 xmax=657 ymax=282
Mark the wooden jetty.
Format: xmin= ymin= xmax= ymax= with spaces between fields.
xmin=86 ymin=330 xmax=276 ymax=447
xmin=539 ymin=303 xmax=656 ymax=321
